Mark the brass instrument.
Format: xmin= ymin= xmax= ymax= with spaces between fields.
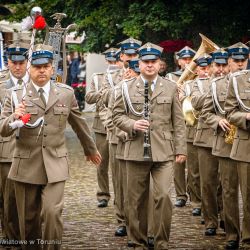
xmin=179 ymin=34 xmax=219 ymax=126
xmin=225 ymin=124 xmax=237 ymax=144
xmin=143 ymin=80 xmax=152 ymax=160
xmin=182 ymin=96 xmax=199 ymax=126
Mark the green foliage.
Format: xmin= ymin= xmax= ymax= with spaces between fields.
xmin=3 ymin=0 xmax=250 ymax=52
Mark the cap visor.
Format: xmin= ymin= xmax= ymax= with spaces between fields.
xmin=198 ymin=62 xmax=209 ymax=67
xmin=10 ymin=55 xmax=26 ymax=61
xmin=123 ymin=49 xmax=138 ymax=54
xmin=105 ymin=57 xmax=117 ymax=62
xmin=31 ymin=58 xmax=51 ymax=65
xmin=180 ymin=54 xmax=193 ymax=58
xmin=140 ymin=55 xmax=159 ymax=61
xmin=231 ymin=55 xmax=247 ymax=60
xmin=214 ymin=58 xmax=228 ymax=64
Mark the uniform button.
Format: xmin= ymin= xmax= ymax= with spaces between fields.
xmin=44 ymin=134 xmax=47 ymax=137
xmin=150 ymin=129 xmax=153 ymax=131
xmin=44 ymin=123 xmax=47 ymax=126
xmin=43 ymin=145 xmax=46 ymax=148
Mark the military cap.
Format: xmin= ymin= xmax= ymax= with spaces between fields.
xmin=211 ymin=48 xmax=228 ymax=64
xmin=118 ymin=38 xmax=142 ymax=54
xmin=177 ymin=46 xmax=196 ymax=59
xmin=194 ymin=53 xmax=212 ymax=67
xmin=7 ymin=42 xmax=30 ymax=62
xmin=103 ymin=47 xmax=117 ymax=62
xmin=128 ymin=59 xmax=140 ymax=73
xmin=115 ymin=48 xmax=122 ymax=61
xmin=138 ymin=42 xmax=163 ymax=61
xmin=31 ymin=44 xmax=54 ymax=65
xmin=226 ymin=42 xmax=249 ymax=60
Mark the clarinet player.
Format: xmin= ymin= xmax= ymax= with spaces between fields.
xmin=112 ymin=42 xmax=187 ymax=250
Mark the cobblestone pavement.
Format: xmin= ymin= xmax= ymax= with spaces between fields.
xmin=0 ymin=112 xmax=244 ymax=250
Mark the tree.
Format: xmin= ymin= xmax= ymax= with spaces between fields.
xmin=3 ymin=0 xmax=250 ymax=52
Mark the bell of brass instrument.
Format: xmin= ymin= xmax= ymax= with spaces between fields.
xmin=179 ymin=34 xmax=219 ymax=126
xmin=177 ymin=34 xmax=220 ymax=86
xmin=182 ymin=96 xmax=199 ymax=126
xmin=143 ymin=80 xmax=152 ymax=160
xmin=225 ymin=124 xmax=237 ymax=144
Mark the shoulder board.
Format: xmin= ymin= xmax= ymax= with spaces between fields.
xmin=211 ymin=75 xmax=225 ymax=82
xmin=231 ymin=70 xmax=248 ymax=78
xmin=107 ymin=68 xmax=121 ymax=74
xmin=124 ymin=77 xmax=136 ymax=83
xmin=0 ymin=74 xmax=9 ymax=82
xmin=164 ymin=77 xmax=177 ymax=85
xmin=184 ymin=79 xmax=194 ymax=84
xmin=93 ymin=72 xmax=105 ymax=76
xmin=195 ymin=77 xmax=209 ymax=83
xmin=172 ymin=70 xmax=183 ymax=76
xmin=55 ymin=83 xmax=73 ymax=91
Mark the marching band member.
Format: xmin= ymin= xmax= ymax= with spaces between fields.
xmin=113 ymin=42 xmax=186 ymax=250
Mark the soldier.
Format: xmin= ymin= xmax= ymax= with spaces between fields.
xmin=0 ymin=41 xmax=30 ymax=242
xmin=85 ymin=47 xmax=120 ymax=208
xmin=191 ymin=53 xmax=225 ymax=236
xmin=224 ymin=42 xmax=249 ymax=250
xmin=113 ymin=42 xmax=187 ymax=250
xmin=0 ymin=44 xmax=101 ymax=250
xmin=158 ymin=58 xmax=168 ymax=76
xmin=179 ymin=77 xmax=202 ymax=216
xmin=101 ymin=58 xmax=140 ymax=245
xmin=98 ymin=38 xmax=141 ymax=237
xmin=166 ymin=46 xmax=196 ymax=82
xmin=201 ymin=47 xmax=240 ymax=250
xmin=167 ymin=46 xmax=196 ymax=207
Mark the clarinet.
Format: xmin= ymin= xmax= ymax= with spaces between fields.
xmin=143 ymin=81 xmax=152 ymax=160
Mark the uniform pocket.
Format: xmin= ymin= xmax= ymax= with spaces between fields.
xmin=13 ymin=148 xmax=31 ymax=158
xmin=25 ymin=107 xmax=38 ymax=115
xmin=130 ymin=97 xmax=144 ymax=114
xmin=237 ymin=129 xmax=249 ymax=140
xmin=156 ymin=96 xmax=171 ymax=114
xmin=53 ymin=107 xmax=69 ymax=128
xmin=56 ymin=147 xmax=68 ymax=157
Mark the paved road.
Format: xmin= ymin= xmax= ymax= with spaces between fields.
xmin=0 ymin=113 xmax=244 ymax=249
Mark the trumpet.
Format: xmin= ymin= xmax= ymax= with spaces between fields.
xmin=225 ymin=124 xmax=236 ymax=144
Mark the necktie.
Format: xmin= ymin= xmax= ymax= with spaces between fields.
xmin=38 ymin=88 xmax=46 ymax=106
xmin=17 ymin=79 xmax=23 ymax=85
xmin=148 ymin=81 xmax=153 ymax=96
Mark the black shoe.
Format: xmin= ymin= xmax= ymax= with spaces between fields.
xmin=201 ymin=218 xmax=205 ymax=225
xmin=174 ymin=199 xmax=186 ymax=207
xmin=220 ymin=220 xmax=225 ymax=231
xmin=127 ymin=240 xmax=135 ymax=247
xmin=148 ymin=237 xmax=154 ymax=248
xmin=225 ymin=240 xmax=239 ymax=249
xmin=115 ymin=226 xmax=127 ymax=237
xmin=205 ymin=228 xmax=217 ymax=236
xmin=192 ymin=208 xmax=201 ymax=216
xmin=97 ymin=199 xmax=108 ymax=208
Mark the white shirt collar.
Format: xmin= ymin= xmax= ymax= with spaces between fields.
xmin=140 ymin=75 xmax=158 ymax=85
xmin=10 ymin=72 xmax=29 ymax=86
xmin=32 ymin=81 xmax=51 ymax=104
